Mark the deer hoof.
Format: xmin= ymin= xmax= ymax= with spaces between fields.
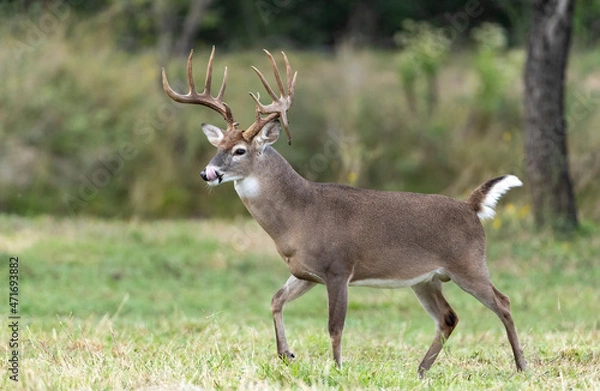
xmin=278 ymin=351 xmax=296 ymax=363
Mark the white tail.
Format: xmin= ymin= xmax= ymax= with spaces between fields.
xmin=472 ymin=175 xmax=523 ymax=220
xmin=162 ymin=47 xmax=527 ymax=377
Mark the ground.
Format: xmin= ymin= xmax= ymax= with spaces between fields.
xmin=0 ymin=214 xmax=598 ymax=390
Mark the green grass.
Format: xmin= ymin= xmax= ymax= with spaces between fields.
xmin=1 ymin=213 xmax=599 ymax=390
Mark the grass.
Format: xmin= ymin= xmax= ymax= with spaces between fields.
xmin=1 ymin=213 xmax=599 ymax=390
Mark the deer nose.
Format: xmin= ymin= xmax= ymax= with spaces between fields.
xmin=201 ymin=166 xmax=219 ymax=182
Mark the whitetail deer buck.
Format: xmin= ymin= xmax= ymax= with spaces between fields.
xmin=162 ymin=47 xmax=527 ymax=377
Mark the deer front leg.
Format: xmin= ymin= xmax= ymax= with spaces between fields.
xmin=271 ymin=275 xmax=316 ymax=361
xmin=326 ymin=275 xmax=349 ymax=368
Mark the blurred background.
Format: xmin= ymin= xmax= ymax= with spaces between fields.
xmin=1 ymin=0 xmax=599 ymax=221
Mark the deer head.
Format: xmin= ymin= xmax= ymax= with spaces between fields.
xmin=161 ymin=46 xmax=297 ymax=186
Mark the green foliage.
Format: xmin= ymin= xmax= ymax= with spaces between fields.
xmin=573 ymin=0 xmax=600 ymax=46
xmin=1 ymin=215 xmax=599 ymax=389
xmin=396 ymin=20 xmax=451 ymax=78
xmin=471 ymin=23 xmax=510 ymax=115
xmin=3 ymin=0 xmax=600 ymax=49
xmin=395 ymin=20 xmax=451 ymax=114
xmin=1 ymin=11 xmax=600 ymax=221
xmin=0 ymin=13 xmax=237 ymax=218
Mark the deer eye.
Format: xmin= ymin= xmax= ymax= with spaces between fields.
xmin=234 ymin=148 xmax=246 ymax=156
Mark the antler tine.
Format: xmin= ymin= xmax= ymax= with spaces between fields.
xmin=204 ymin=45 xmax=229 ymax=102
xmin=281 ymin=51 xmax=298 ymax=134
xmin=250 ymin=67 xmax=279 ymax=102
xmin=244 ymin=50 xmax=297 ymax=145
xmin=265 ymin=49 xmax=286 ymax=99
xmin=216 ymin=66 xmax=228 ymax=101
xmin=162 ymin=46 xmax=237 ymax=131
xmin=186 ymin=49 xmax=197 ymax=96
xmin=283 ymin=51 xmax=298 ymax=99
xmin=202 ymin=47 xmax=213 ymax=96
xmin=162 ymin=50 xmax=198 ymax=103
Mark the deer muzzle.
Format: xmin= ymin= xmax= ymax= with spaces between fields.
xmin=201 ymin=166 xmax=222 ymax=184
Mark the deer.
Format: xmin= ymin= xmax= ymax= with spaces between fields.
xmin=161 ymin=46 xmax=527 ymax=377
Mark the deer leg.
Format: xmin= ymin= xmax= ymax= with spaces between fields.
xmin=411 ymin=279 xmax=459 ymax=378
xmin=271 ymin=275 xmax=316 ymax=361
xmin=489 ymin=285 xmax=528 ymax=371
xmin=453 ymin=276 xmax=527 ymax=372
xmin=326 ymin=275 xmax=349 ymax=368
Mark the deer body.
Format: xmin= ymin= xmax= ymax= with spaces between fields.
xmin=230 ymin=145 xmax=482 ymax=286
xmin=162 ymin=47 xmax=527 ymax=377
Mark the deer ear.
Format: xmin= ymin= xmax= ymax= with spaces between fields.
xmin=202 ymin=123 xmax=224 ymax=147
xmin=253 ymin=121 xmax=281 ymax=149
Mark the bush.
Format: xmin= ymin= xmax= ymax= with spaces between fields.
xmin=1 ymin=11 xmax=599 ymax=222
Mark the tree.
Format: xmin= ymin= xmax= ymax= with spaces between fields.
xmin=154 ymin=0 xmax=213 ymax=61
xmin=523 ymin=0 xmax=578 ymax=233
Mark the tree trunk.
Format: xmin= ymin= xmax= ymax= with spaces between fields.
xmin=154 ymin=0 xmax=175 ymax=64
xmin=524 ymin=0 xmax=578 ymax=233
xmin=155 ymin=0 xmax=213 ymax=61
xmin=173 ymin=0 xmax=213 ymax=57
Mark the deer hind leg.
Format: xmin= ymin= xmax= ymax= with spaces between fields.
xmin=412 ymin=279 xmax=459 ymax=378
xmin=452 ymin=274 xmax=527 ymax=372
xmin=271 ymin=275 xmax=316 ymax=361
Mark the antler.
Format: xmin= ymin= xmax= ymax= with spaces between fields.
xmin=161 ymin=46 xmax=238 ymax=131
xmin=244 ymin=49 xmax=297 ymax=145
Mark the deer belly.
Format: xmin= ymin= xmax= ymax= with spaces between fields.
xmin=349 ymin=268 xmax=446 ymax=288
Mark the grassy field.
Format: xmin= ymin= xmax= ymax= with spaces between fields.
xmin=1 ymin=213 xmax=599 ymax=390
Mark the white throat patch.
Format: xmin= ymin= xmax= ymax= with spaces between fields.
xmin=234 ymin=177 xmax=261 ymax=199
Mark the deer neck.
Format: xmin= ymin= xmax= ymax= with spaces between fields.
xmin=234 ymin=146 xmax=311 ymax=241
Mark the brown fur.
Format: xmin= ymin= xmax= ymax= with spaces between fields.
xmin=218 ymin=128 xmax=246 ymax=150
